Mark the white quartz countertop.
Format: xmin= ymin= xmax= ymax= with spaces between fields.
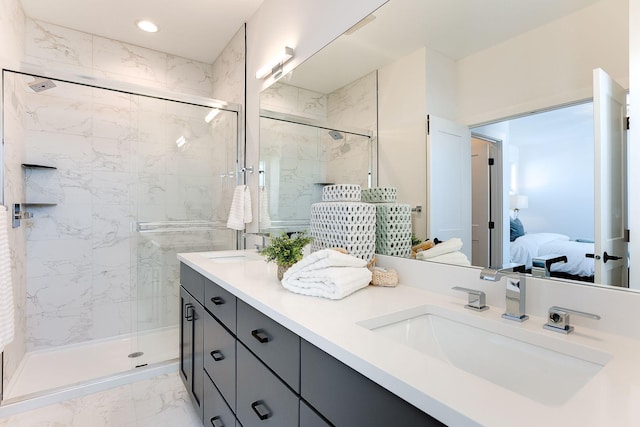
xmin=178 ymin=250 xmax=640 ymax=427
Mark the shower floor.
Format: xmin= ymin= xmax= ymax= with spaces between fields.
xmin=4 ymin=326 xmax=178 ymax=401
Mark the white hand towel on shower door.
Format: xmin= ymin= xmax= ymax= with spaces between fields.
xmin=0 ymin=206 xmax=15 ymax=353
xmin=227 ymin=185 xmax=253 ymax=230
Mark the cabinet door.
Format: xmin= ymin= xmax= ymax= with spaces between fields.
xmin=193 ymin=300 xmax=205 ymax=420
xmin=180 ymin=287 xmax=193 ymax=391
xmin=237 ymin=300 xmax=300 ymax=392
xmin=205 ymin=278 xmax=237 ymax=332
xmin=180 ymin=286 xmax=204 ymax=421
xmin=301 ymin=340 xmax=444 ymax=427
xmin=204 ymin=310 xmax=237 ymax=410
xmin=180 ymin=263 xmax=205 ymax=304
xmin=300 ymin=400 xmax=330 ymax=427
xmin=205 ymin=373 xmax=237 ymax=427
xmin=236 ymin=343 xmax=298 ymax=427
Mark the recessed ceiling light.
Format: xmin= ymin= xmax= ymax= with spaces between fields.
xmin=136 ymin=20 xmax=158 ymax=33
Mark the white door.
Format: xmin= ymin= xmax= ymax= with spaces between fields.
xmin=593 ymin=68 xmax=628 ymax=286
xmin=426 ymin=115 xmax=472 ymax=260
xmin=471 ymin=138 xmax=490 ymax=266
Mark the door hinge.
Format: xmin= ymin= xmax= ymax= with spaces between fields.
xmin=427 ymin=115 xmax=431 ymax=135
xmin=625 ymin=229 xmax=630 ymax=243
xmin=626 ymin=116 xmax=630 ymax=130
xmin=488 ymin=221 xmax=495 ymax=229
xmin=488 ymin=158 xmax=495 ymax=166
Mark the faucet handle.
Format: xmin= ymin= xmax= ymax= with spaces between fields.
xmin=452 ymin=287 xmax=489 ymax=312
xmin=543 ymin=306 xmax=601 ymax=334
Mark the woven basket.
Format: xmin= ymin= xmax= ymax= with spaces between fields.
xmin=370 ymin=267 xmax=399 ymax=287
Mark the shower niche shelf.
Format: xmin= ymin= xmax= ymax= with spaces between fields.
xmin=21 ymin=163 xmax=57 ymax=170
xmin=22 ymin=163 xmax=60 ymax=206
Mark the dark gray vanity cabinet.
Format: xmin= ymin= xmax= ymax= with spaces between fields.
xmin=300 ymin=339 xmax=444 ymax=427
xmin=179 ymin=285 xmax=204 ymax=422
xmin=236 ymin=343 xmax=299 ymax=427
xmin=180 ymin=262 xmax=444 ymax=427
xmin=237 ymin=299 xmax=301 ymax=393
xmin=204 ymin=373 xmax=237 ymax=427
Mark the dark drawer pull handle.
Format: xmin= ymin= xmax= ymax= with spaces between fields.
xmin=251 ymin=329 xmax=269 ymax=343
xmin=210 ymin=415 xmax=225 ymax=427
xmin=211 ymin=296 xmax=225 ymax=305
xmin=251 ymin=400 xmax=271 ymax=420
xmin=184 ymin=304 xmax=194 ymax=321
xmin=210 ymin=350 xmax=224 ymax=361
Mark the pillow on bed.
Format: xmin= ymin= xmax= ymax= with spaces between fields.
xmin=510 ymin=218 xmax=525 ymax=242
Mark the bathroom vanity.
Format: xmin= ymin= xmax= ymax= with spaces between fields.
xmin=178 ymin=250 xmax=640 ymax=426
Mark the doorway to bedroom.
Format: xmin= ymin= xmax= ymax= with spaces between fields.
xmin=471 ymin=95 xmax=628 ymax=287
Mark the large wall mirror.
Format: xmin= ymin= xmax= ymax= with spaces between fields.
xmin=258 ymin=0 xmax=633 ymax=291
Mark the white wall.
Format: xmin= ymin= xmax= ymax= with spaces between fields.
xmin=378 ymin=48 xmax=427 ymax=239
xmin=458 ymin=0 xmax=629 ymax=125
xmin=245 ymin=0 xmax=388 ymax=235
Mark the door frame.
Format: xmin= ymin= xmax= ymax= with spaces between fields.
xmin=471 ymin=132 xmax=504 ymax=267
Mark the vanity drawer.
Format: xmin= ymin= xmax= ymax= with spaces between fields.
xmin=299 ymin=400 xmax=330 ymax=427
xmin=300 ymin=340 xmax=444 ymax=427
xmin=204 ymin=310 xmax=237 ymax=410
xmin=204 ymin=372 xmax=237 ymax=427
xmin=180 ymin=263 xmax=205 ymax=304
xmin=236 ymin=343 xmax=299 ymax=427
xmin=205 ymin=278 xmax=237 ymax=332
xmin=237 ymin=300 xmax=300 ymax=392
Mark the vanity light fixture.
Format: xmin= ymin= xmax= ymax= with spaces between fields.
xmin=204 ymin=108 xmax=220 ymax=123
xmin=256 ymin=46 xmax=294 ymax=80
xmin=136 ymin=20 xmax=158 ymax=33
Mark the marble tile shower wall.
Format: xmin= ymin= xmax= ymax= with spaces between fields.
xmin=12 ymin=18 xmax=243 ymax=352
xmin=24 ymin=19 xmax=214 ymax=98
xmin=2 ymin=72 xmax=29 ymax=390
xmin=19 ymin=76 xmax=236 ymax=351
xmin=259 ymin=72 xmax=376 ymax=222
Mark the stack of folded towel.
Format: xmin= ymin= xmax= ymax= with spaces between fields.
xmin=282 ymin=249 xmax=372 ymax=300
xmin=415 ymin=237 xmax=471 ymax=266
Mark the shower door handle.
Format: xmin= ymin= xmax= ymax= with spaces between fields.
xmin=184 ymin=303 xmax=194 ymax=321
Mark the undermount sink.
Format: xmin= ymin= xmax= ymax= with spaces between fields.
xmin=358 ymin=305 xmax=611 ymax=406
xmin=204 ymin=251 xmax=263 ymax=263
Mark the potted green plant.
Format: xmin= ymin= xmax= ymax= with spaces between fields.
xmin=260 ymin=231 xmax=313 ymax=280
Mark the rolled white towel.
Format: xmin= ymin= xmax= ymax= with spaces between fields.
xmin=415 ymin=238 xmax=463 ymax=260
xmin=282 ymin=266 xmax=372 ymax=300
xmin=425 ymin=251 xmax=471 ymax=266
xmin=283 ymin=249 xmax=367 ymax=280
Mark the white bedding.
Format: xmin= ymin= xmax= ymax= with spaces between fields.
xmin=510 ymin=233 xmax=595 ymax=277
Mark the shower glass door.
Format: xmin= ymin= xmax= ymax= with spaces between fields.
xmin=129 ymin=95 xmax=238 ymax=368
xmin=1 ymin=70 xmax=239 ymax=400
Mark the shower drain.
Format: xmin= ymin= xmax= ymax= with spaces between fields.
xmin=128 ymin=351 xmax=144 ymax=358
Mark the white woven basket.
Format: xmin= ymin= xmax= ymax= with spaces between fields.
xmin=322 ymin=184 xmax=362 ymax=202
xmin=310 ymin=201 xmax=376 ymax=261
xmin=374 ymin=203 xmax=412 ymax=257
xmin=361 ymin=187 xmax=397 ymax=203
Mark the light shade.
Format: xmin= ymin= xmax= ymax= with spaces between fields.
xmin=509 ymin=194 xmax=529 ymax=210
xmin=256 ymin=46 xmax=294 ymax=79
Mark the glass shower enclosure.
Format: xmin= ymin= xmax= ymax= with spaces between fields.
xmin=1 ymin=70 xmax=239 ymax=402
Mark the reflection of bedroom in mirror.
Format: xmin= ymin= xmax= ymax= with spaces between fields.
xmin=473 ymin=102 xmax=604 ymax=284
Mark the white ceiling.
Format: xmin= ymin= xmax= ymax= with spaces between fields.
xmin=286 ymin=0 xmax=600 ymax=94
xmin=19 ymin=0 xmax=264 ymax=64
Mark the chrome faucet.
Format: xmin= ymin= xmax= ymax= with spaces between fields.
xmin=480 ymin=264 xmax=528 ymax=322
xmin=243 ymin=232 xmax=271 ymax=251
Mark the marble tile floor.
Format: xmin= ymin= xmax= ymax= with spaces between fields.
xmin=0 ymin=371 xmax=201 ymax=427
